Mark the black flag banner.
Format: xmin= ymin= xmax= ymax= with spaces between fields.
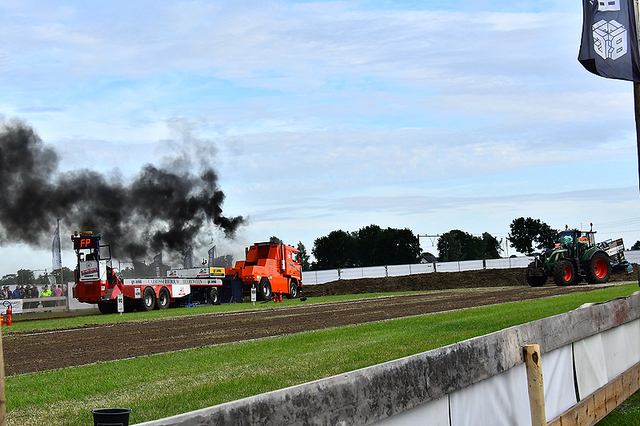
xmin=579 ymin=0 xmax=640 ymax=81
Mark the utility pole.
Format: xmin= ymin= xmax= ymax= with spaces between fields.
xmin=416 ymin=234 xmax=441 ymax=248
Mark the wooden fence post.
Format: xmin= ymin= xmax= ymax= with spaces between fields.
xmin=524 ymin=344 xmax=546 ymax=426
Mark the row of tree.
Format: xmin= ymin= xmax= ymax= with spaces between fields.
xmin=0 ymin=267 xmax=73 ymax=286
xmin=308 ymin=225 xmax=422 ymax=270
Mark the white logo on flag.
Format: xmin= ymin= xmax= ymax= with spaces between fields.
xmin=597 ymin=0 xmax=620 ymax=12
xmin=593 ymin=19 xmax=628 ymax=60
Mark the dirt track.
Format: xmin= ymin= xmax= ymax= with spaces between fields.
xmin=4 ymin=268 xmax=630 ymax=376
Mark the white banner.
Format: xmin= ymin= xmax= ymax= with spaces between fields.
xmin=0 ymin=299 xmax=22 ymax=314
xmin=52 ymin=221 xmax=62 ymax=271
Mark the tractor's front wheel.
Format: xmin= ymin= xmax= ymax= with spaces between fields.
xmin=525 ymin=263 xmax=546 ymax=287
xmin=586 ymin=252 xmax=611 ymax=284
xmin=553 ymin=260 xmax=576 ymax=286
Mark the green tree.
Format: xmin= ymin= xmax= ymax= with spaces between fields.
xmin=269 ymin=236 xmax=283 ymax=244
xmin=437 ymin=230 xmax=502 ymax=262
xmin=508 ymin=217 xmax=559 ymax=255
xmin=16 ymin=269 xmax=35 ymax=285
xmin=312 ymin=230 xmax=357 ymax=269
xmin=52 ymin=267 xmax=74 ymax=284
xmin=371 ymin=227 xmax=421 ymax=265
xmin=631 ymin=241 xmax=640 ymax=250
xmin=355 ymin=224 xmax=383 ymax=266
xmin=354 ymin=225 xmax=421 ymax=266
xmin=480 ymin=232 xmax=502 ymax=259
xmin=312 ymin=225 xmax=421 ymax=269
xmin=437 ymin=230 xmax=469 ymax=261
xmin=297 ymin=242 xmax=311 ymax=271
xmin=0 ymin=274 xmax=17 ymax=286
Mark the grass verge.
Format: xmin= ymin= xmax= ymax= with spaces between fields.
xmin=5 ymin=284 xmax=640 ymax=426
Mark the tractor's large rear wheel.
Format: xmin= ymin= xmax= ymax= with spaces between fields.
xmin=585 ymin=252 xmax=611 ymax=284
xmin=525 ymin=263 xmax=546 ymax=287
xmin=553 ymin=260 xmax=576 ymax=286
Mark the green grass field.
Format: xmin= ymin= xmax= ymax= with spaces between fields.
xmin=4 ymin=284 xmax=639 ymax=426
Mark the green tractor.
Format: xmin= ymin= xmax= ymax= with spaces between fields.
xmin=525 ymin=225 xmax=613 ymax=287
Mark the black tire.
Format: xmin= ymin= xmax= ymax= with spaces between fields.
xmin=97 ymin=301 xmax=114 ymax=314
xmin=525 ymin=263 xmax=546 ymax=287
xmin=259 ymin=278 xmax=272 ymax=301
xmin=210 ymin=287 xmax=220 ymax=305
xmin=137 ymin=287 xmax=156 ymax=311
xmin=286 ymin=280 xmax=298 ymax=299
xmin=585 ymin=252 xmax=611 ymax=284
xmin=553 ymin=260 xmax=576 ymax=286
xmin=157 ymin=287 xmax=170 ymax=310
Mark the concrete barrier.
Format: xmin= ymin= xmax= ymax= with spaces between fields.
xmin=132 ymin=291 xmax=640 ymax=426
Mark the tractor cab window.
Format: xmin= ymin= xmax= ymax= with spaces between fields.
xmin=558 ymin=232 xmax=574 ymax=248
xmin=577 ymin=233 xmax=595 ymax=246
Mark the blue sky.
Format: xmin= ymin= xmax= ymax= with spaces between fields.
xmin=2 ymin=0 xmax=640 ymax=275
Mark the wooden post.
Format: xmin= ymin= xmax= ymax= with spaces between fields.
xmin=0 ymin=325 xmax=6 ymax=426
xmin=524 ymin=344 xmax=546 ymax=426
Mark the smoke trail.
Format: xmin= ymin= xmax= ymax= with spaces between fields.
xmin=0 ymin=118 xmax=243 ymax=260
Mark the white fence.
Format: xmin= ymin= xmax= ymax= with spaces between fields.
xmin=301 ymin=250 xmax=640 ymax=286
xmin=302 ymin=256 xmax=536 ymax=285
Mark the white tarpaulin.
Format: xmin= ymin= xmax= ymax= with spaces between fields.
xmin=450 ymin=362 xmax=530 ymax=426
xmin=372 ymin=345 xmax=576 ymax=426
xmin=541 ymin=344 xmax=577 ymax=420
xmin=372 ymin=396 xmax=449 ymax=426
xmin=450 ymin=345 xmax=575 ymax=426
xmin=387 ymin=345 xmax=576 ymax=426
xmin=574 ymin=319 xmax=640 ymax=399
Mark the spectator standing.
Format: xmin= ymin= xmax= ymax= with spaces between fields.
xmin=41 ymin=285 xmax=52 ymax=308
xmin=23 ymin=284 xmax=31 ymax=309
xmin=18 ymin=285 xmax=25 ymax=299
xmin=55 ymin=284 xmax=63 ymax=306
xmin=41 ymin=285 xmax=52 ymax=297
xmin=28 ymin=284 xmax=38 ymax=308
xmin=12 ymin=286 xmax=19 ymax=299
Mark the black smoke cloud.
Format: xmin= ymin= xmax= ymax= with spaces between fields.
xmin=0 ymin=118 xmax=243 ymax=260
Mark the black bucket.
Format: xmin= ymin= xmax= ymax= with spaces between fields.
xmin=91 ymin=408 xmax=131 ymax=426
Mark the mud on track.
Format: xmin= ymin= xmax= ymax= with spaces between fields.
xmin=3 ymin=282 xmax=617 ymax=376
